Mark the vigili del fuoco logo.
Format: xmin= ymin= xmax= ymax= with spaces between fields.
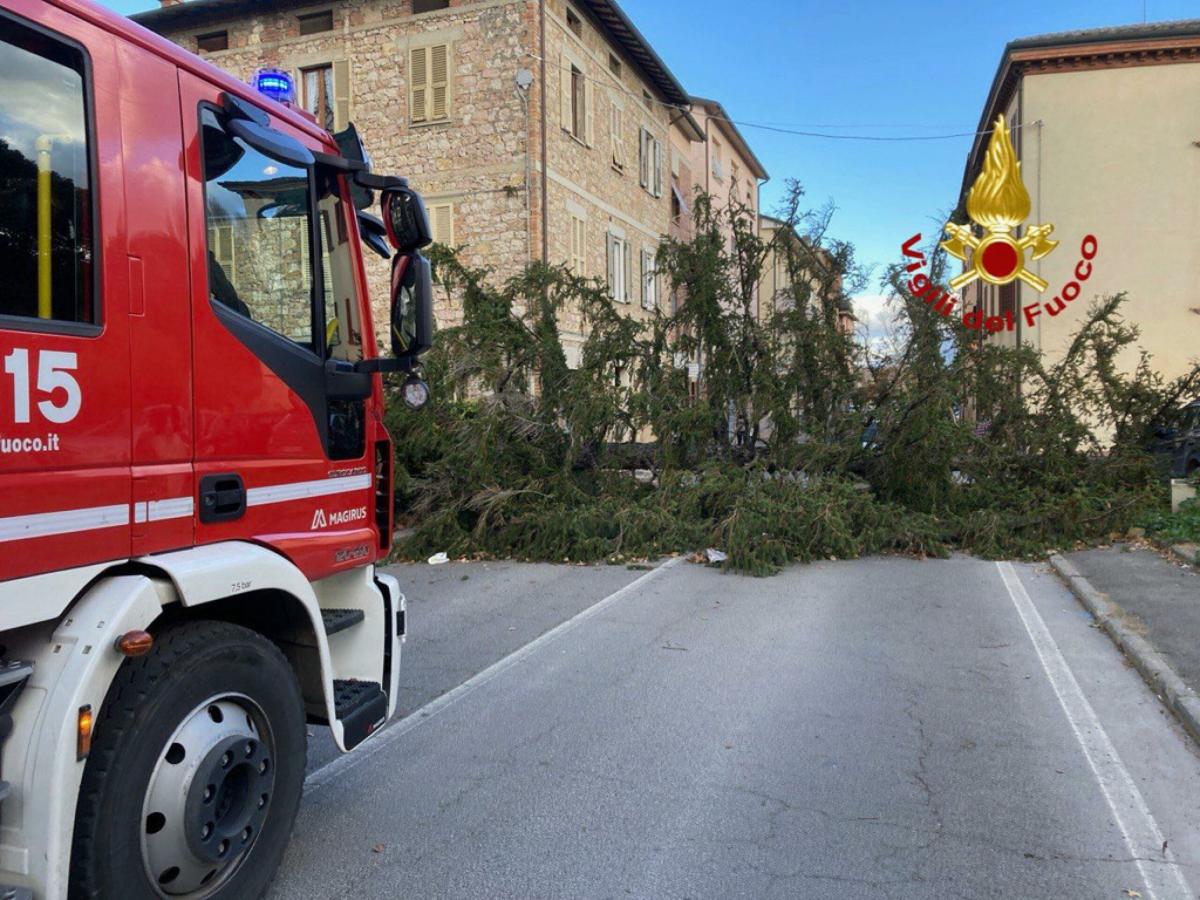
xmin=901 ymin=114 xmax=1098 ymax=333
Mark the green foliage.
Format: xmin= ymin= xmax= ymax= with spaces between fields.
xmin=1140 ymin=498 xmax=1200 ymax=544
xmin=385 ymin=186 xmax=1199 ymax=575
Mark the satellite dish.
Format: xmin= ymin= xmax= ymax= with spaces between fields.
xmin=515 ymin=68 xmax=534 ymax=91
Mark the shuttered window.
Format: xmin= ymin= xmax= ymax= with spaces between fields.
xmin=301 ymin=61 xmax=352 ymax=132
xmin=411 ymin=43 xmax=451 ymax=124
xmin=606 ymin=234 xmax=632 ymax=304
xmin=302 ymin=64 xmax=334 ymax=131
xmin=570 ymin=216 xmax=586 ymax=275
xmin=428 ymin=203 xmax=454 ymax=246
xmin=572 ymin=66 xmax=584 ymax=137
xmin=213 ymin=225 xmax=235 ymax=272
xmin=639 ymin=128 xmax=662 ymax=198
xmin=610 ymin=101 xmax=624 ymax=170
xmin=560 ymin=55 xmax=592 ymax=145
xmin=641 ymin=249 xmax=657 ymax=311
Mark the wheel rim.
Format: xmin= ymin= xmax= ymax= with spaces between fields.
xmin=140 ymin=694 xmax=276 ymax=897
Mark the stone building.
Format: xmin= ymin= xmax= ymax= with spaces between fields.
xmin=133 ymin=0 xmax=701 ymax=367
xmin=956 ymin=19 xmax=1200 ymax=384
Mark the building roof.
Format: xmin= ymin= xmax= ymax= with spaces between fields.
xmin=691 ymin=96 xmax=769 ymax=182
xmin=131 ymin=0 xmax=288 ymax=31
xmin=671 ymin=108 xmax=705 ymax=144
xmin=132 ymin=0 xmax=693 ymax=106
xmin=576 ymin=0 xmax=690 ymax=107
xmin=958 ymin=18 xmax=1200 ymax=212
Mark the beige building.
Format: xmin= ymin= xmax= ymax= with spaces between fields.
xmin=759 ymin=215 xmax=854 ymax=334
xmin=134 ymin=0 xmax=701 ymax=365
xmin=687 ymin=97 xmax=766 ymax=228
xmin=957 ymin=19 xmax=1200 ymax=384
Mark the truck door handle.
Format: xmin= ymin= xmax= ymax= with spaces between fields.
xmin=199 ymin=474 xmax=246 ymax=523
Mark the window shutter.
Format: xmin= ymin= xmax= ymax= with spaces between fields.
xmin=575 ymin=218 xmax=586 ymax=274
xmin=640 ymin=250 xmax=648 ymax=308
xmin=430 ymin=204 xmax=453 ymax=245
xmin=610 ymin=102 xmax=622 ymax=167
xmin=430 ymin=44 xmax=449 ymax=120
xmin=639 ymin=129 xmax=649 ymax=189
xmin=606 ymin=234 xmax=616 ymax=292
xmin=584 ymin=75 xmax=594 ymax=146
xmin=623 ymin=240 xmax=632 ymax=301
xmin=560 ymin=53 xmax=572 ymax=131
xmin=410 ymin=47 xmax=428 ymax=123
xmin=657 ymin=137 xmax=667 ymax=196
xmin=332 ymin=59 xmax=352 ymax=131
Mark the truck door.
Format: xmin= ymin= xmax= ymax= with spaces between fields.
xmin=0 ymin=4 xmax=131 ymax=583
xmin=180 ymin=73 xmax=376 ymax=580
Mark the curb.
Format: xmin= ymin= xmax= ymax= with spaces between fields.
xmin=1169 ymin=543 xmax=1198 ymax=565
xmin=1048 ymin=553 xmax=1200 ymax=747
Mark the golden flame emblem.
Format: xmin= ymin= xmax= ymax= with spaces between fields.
xmin=943 ymin=115 xmax=1058 ymax=291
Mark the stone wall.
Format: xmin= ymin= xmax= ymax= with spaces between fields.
xmin=162 ymin=0 xmax=538 ymax=336
xmin=541 ymin=0 xmax=675 ymax=363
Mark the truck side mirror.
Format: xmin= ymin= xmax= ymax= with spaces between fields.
xmin=382 ymin=187 xmax=432 ymax=253
xmin=391 ymin=252 xmax=433 ymax=367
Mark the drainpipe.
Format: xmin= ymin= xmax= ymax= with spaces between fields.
xmin=538 ymin=0 xmax=549 ymax=265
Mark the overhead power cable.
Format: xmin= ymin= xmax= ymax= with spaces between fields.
xmin=527 ymin=51 xmax=1025 ymax=143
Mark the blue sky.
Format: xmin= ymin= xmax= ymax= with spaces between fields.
xmin=106 ymin=0 xmax=1194 ymax=307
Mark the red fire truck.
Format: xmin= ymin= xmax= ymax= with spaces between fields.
xmin=0 ymin=1 xmax=434 ymax=896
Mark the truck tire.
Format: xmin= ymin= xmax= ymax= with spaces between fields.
xmin=69 ymin=620 xmax=307 ymax=900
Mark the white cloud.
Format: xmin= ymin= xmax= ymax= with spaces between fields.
xmin=851 ymin=293 xmax=904 ymax=356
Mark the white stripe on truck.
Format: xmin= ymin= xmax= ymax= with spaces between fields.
xmin=1 ymin=474 xmax=369 ymax=542
xmin=0 ymin=504 xmax=130 ymax=543
xmin=245 ymin=474 xmax=371 ymax=507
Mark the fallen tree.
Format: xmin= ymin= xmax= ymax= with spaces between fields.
xmin=385 ymin=184 xmax=1199 ymax=575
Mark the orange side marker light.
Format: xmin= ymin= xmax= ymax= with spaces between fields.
xmin=116 ymin=630 xmax=153 ymax=657
xmin=77 ymin=705 xmax=93 ymax=760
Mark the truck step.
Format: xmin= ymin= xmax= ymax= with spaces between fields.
xmin=321 ymin=608 xmax=365 ymax=636
xmin=333 ymin=679 xmax=387 ymax=751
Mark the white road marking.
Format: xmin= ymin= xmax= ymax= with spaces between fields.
xmin=997 ymin=561 xmax=1192 ymax=900
xmin=304 ymin=555 xmax=686 ymax=793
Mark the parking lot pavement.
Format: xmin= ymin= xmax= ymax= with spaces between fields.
xmin=280 ymin=556 xmax=1200 ymax=900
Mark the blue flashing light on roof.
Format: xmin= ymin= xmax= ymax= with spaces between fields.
xmin=252 ymin=68 xmax=295 ymax=105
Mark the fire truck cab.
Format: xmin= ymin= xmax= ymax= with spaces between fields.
xmin=0 ymin=1 xmax=433 ymax=897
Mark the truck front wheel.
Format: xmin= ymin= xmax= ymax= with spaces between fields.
xmin=70 ymin=621 xmax=307 ymax=899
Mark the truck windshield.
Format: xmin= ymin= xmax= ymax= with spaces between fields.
xmin=202 ymin=109 xmax=317 ymax=350
xmin=201 ymin=109 xmax=362 ymax=363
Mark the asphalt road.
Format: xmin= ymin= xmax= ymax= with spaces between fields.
xmin=276 ymin=556 xmax=1200 ymax=899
